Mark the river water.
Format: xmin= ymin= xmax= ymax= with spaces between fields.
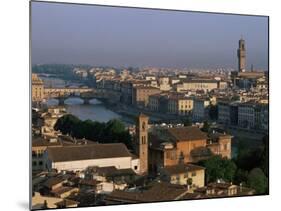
xmin=41 ymin=76 xmax=129 ymax=123
xmin=46 ymin=98 xmax=125 ymax=123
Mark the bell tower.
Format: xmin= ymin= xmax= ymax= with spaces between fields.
xmin=136 ymin=113 xmax=149 ymax=175
xmin=237 ymin=37 xmax=246 ymax=72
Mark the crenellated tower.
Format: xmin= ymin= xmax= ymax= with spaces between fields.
xmin=237 ymin=37 xmax=246 ymax=72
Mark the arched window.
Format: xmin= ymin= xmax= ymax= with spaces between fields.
xmin=141 ymin=136 xmax=146 ymax=144
xmin=142 ymin=121 xmax=146 ymax=131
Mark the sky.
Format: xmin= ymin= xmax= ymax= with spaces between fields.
xmin=31 ymin=1 xmax=268 ymax=70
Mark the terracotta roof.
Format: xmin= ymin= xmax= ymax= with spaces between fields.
xmin=190 ymin=147 xmax=213 ymax=157
xmin=182 ymin=79 xmax=218 ymax=83
xmin=148 ymin=133 xmax=172 ymax=150
xmin=162 ymin=164 xmax=205 ymax=175
xmin=130 ymin=153 xmax=139 ymax=159
xmin=134 ymin=86 xmax=160 ymax=90
xmin=166 ymin=126 xmax=208 ymax=141
xmin=51 ymin=186 xmax=77 ymax=195
xmin=106 ymin=182 xmax=189 ymax=203
xmin=112 ymin=168 xmax=136 ymax=176
xmin=207 ymin=182 xmax=236 ymax=189
xmin=55 ymin=199 xmax=79 ymax=207
xmin=67 ymin=192 xmax=96 ymax=206
xmin=87 ymin=166 xmax=136 ymax=177
xmin=79 ymin=179 xmax=100 ymax=186
xmin=32 ymin=137 xmax=62 ymax=147
xmin=43 ymin=177 xmax=66 ymax=188
xmin=46 ymin=143 xmax=132 ymax=162
xmin=180 ymin=192 xmax=202 ymax=200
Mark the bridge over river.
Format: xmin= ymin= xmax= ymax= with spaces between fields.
xmin=44 ymin=87 xmax=120 ymax=105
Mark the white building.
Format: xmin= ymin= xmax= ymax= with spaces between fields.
xmin=44 ymin=143 xmax=140 ymax=174
xmin=159 ymin=77 xmax=171 ymax=91
xmin=176 ymin=80 xmax=219 ymax=93
xmin=145 ymin=75 xmax=156 ymax=81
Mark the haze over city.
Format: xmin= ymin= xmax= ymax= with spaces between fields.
xmin=31 ymin=2 xmax=268 ymax=70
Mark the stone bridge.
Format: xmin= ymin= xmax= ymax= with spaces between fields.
xmin=44 ymin=87 xmax=120 ymax=105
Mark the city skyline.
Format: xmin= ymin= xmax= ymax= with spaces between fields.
xmin=31 ymin=2 xmax=268 ymax=70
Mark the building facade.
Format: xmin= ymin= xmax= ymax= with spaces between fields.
xmin=148 ymin=126 xmax=231 ymax=173
xmin=32 ymin=73 xmax=45 ymax=102
xmin=192 ymin=98 xmax=210 ymax=122
xmin=238 ymin=102 xmax=268 ymax=130
xmin=44 ymin=143 xmax=140 ymax=173
xmin=167 ymin=96 xmax=193 ymax=116
xmin=132 ymin=86 xmax=161 ymax=108
xmin=159 ymin=164 xmax=205 ymax=188
xmin=176 ymin=80 xmax=218 ymax=93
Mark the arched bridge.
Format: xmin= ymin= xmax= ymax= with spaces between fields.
xmin=44 ymin=87 xmax=120 ymax=105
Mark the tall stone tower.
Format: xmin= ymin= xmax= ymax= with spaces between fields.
xmin=136 ymin=113 xmax=149 ymax=175
xmin=237 ymin=38 xmax=246 ymax=72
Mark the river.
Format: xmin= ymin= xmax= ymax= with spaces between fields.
xmin=46 ymin=98 xmax=129 ymax=123
xmin=41 ymin=76 xmax=132 ymax=123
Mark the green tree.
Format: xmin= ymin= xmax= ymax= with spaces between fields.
xmin=247 ymin=168 xmax=268 ymax=194
xmin=54 ymin=114 xmax=81 ymax=135
xmin=198 ymin=155 xmax=237 ymax=183
xmin=105 ymin=119 xmax=126 ymax=134
xmin=221 ymin=158 xmax=237 ymax=182
xmin=235 ymin=146 xmax=264 ymax=171
xmin=261 ymin=135 xmax=269 ymax=177
xmin=234 ymin=168 xmax=249 ymax=185
xmin=54 ymin=115 xmax=133 ymax=149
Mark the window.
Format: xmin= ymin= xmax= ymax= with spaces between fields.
xmin=134 ymin=166 xmax=138 ymax=170
xmin=142 ymin=121 xmax=146 ymax=131
xmin=191 ymin=172 xmax=196 ymax=177
xmin=33 ymin=161 xmax=37 ymax=166
xmin=171 ymin=151 xmax=176 ymax=160
xmin=39 ymin=161 xmax=43 ymax=166
xmin=141 ymin=136 xmax=146 ymax=144
xmin=224 ymin=144 xmax=228 ymax=150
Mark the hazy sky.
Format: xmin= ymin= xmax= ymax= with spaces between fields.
xmin=31 ymin=1 xmax=268 ymax=70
